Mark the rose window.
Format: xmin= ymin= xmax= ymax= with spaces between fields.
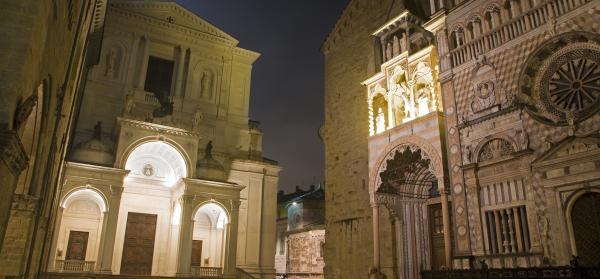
xmin=546 ymin=57 xmax=600 ymax=112
xmin=519 ymin=32 xmax=600 ymax=126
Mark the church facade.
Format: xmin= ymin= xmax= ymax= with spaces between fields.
xmin=1 ymin=1 xmax=279 ymax=279
xmin=322 ymin=0 xmax=600 ymax=278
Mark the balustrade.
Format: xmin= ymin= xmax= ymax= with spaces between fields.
xmin=54 ymin=260 xmax=95 ymax=273
xmin=191 ymin=266 xmax=223 ymax=278
xmin=448 ymin=0 xmax=590 ymax=69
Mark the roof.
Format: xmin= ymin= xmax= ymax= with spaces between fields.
xmin=278 ymin=184 xmax=325 ymax=204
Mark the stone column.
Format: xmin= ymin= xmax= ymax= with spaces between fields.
xmin=97 ymin=185 xmax=123 ymax=274
xmin=439 ymin=177 xmax=453 ymax=268
xmin=174 ymin=45 xmax=186 ymax=97
xmin=371 ymin=202 xmax=381 ymax=270
xmin=47 ymin=207 xmax=64 ymax=271
xmin=176 ymin=195 xmax=194 ymax=276
xmin=223 ymin=200 xmax=240 ymax=277
xmin=392 ymin=215 xmax=404 ymax=279
xmin=136 ymin=36 xmax=150 ymax=89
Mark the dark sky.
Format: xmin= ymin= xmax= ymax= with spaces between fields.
xmin=174 ymin=0 xmax=349 ymax=193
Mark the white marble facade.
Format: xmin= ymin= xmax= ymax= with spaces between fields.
xmin=49 ymin=1 xmax=280 ymax=278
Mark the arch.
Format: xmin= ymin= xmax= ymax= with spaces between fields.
xmin=61 ymin=187 xmax=108 ymax=213
xmin=565 ymin=189 xmax=600 ymax=264
xmin=194 ymin=202 xmax=229 ymax=229
xmin=370 ymin=135 xmax=443 ymax=193
xmin=473 ymin=136 xmax=517 ymax=164
xmin=192 ymin=200 xmax=231 ymax=223
xmin=123 ymin=140 xmax=188 ymax=186
xmin=117 ymin=136 xmax=193 ymax=178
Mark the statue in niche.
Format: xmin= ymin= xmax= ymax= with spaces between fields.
xmin=392 ymin=92 xmax=407 ymax=124
xmin=105 ymin=48 xmax=118 ymax=77
xmin=200 ymin=71 xmax=212 ymax=98
xmin=543 ymin=136 xmax=553 ymax=151
xmin=392 ymin=35 xmax=400 ymax=56
xmin=538 ymin=215 xmax=551 ymax=260
xmin=124 ymin=93 xmax=135 ymax=116
xmin=192 ymin=107 xmax=203 ymax=131
xmin=385 ymin=42 xmax=393 ymax=61
xmin=93 ymin=121 xmax=102 ymax=140
xmin=465 ymin=145 xmax=473 ymax=164
xmin=375 ymin=107 xmax=386 ymax=134
xmin=400 ymin=33 xmax=408 ymax=53
xmin=145 ymin=112 xmax=154 ymax=123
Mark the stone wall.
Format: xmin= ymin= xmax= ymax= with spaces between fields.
xmin=0 ymin=0 xmax=106 ymax=278
xmin=321 ymin=0 xmax=407 ymax=278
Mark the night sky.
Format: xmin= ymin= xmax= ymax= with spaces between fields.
xmin=175 ymin=0 xmax=349 ymax=193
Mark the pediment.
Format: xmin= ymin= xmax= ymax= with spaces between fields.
xmin=534 ymin=135 xmax=600 ymax=165
xmin=110 ymin=1 xmax=238 ymax=45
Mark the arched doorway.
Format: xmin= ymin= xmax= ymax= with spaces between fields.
xmin=116 ymin=140 xmax=188 ymax=276
xmin=373 ymin=144 xmax=450 ymax=279
xmin=571 ymin=192 xmax=600 ymax=266
xmin=55 ymin=188 xmax=107 ymax=272
xmin=190 ymin=203 xmax=228 ymax=276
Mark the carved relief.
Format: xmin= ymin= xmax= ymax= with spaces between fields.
xmin=470 ymin=56 xmax=498 ymax=114
xmin=478 ymin=138 xmax=515 ymax=163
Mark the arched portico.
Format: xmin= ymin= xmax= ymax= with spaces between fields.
xmin=369 ymin=137 xmax=451 ymax=278
xmin=52 ymin=187 xmax=108 ymax=272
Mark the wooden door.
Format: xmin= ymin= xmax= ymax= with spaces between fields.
xmin=65 ymin=231 xmax=89 ymax=261
xmin=429 ymin=204 xmax=445 ymax=270
xmin=191 ymin=240 xmax=203 ymax=266
xmin=572 ymin=193 xmax=600 ymax=267
xmin=120 ymin=212 xmax=157 ymax=275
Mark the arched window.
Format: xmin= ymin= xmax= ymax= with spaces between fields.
xmin=16 ymin=81 xmax=46 ymax=195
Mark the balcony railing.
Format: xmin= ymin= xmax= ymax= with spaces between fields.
xmin=448 ymin=0 xmax=591 ymax=69
xmin=191 ymin=266 xmax=223 ymax=278
xmin=55 ymin=260 xmax=95 ymax=273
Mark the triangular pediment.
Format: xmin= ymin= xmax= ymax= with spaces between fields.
xmin=110 ymin=1 xmax=238 ymax=45
xmin=534 ymin=135 xmax=600 ymax=165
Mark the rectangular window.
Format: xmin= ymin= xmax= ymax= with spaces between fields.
xmin=485 ymin=205 xmax=531 ymax=255
xmin=144 ymin=56 xmax=174 ymax=101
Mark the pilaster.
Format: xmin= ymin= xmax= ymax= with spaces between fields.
xmin=97 ymin=185 xmax=124 ymax=274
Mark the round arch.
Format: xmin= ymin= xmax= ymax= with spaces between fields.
xmin=61 ymin=186 xmax=108 ymax=213
xmin=192 ymin=200 xmax=231 ymax=223
xmin=117 ymin=136 xmax=193 ymax=179
xmin=564 ymin=188 xmax=600 ymax=258
xmin=370 ymin=135 xmax=444 ymax=193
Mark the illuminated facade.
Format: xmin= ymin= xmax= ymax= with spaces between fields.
xmin=322 ymin=0 xmax=600 ymax=278
xmin=0 ymin=1 xmax=280 ymax=278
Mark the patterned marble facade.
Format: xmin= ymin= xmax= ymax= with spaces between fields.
xmin=322 ymin=0 xmax=600 ymax=278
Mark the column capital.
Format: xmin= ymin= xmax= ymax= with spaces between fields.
xmin=110 ymin=185 xmax=124 ymax=196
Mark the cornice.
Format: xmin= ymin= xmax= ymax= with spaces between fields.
xmin=108 ymin=4 xmax=237 ymax=47
xmin=0 ymin=130 xmax=28 ymax=176
xmin=117 ymin=117 xmax=201 ymax=138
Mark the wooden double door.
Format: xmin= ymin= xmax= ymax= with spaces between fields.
xmin=120 ymin=212 xmax=157 ymax=275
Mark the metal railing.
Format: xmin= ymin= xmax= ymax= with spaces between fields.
xmin=54 ymin=260 xmax=95 ymax=273
xmin=191 ymin=266 xmax=223 ymax=278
